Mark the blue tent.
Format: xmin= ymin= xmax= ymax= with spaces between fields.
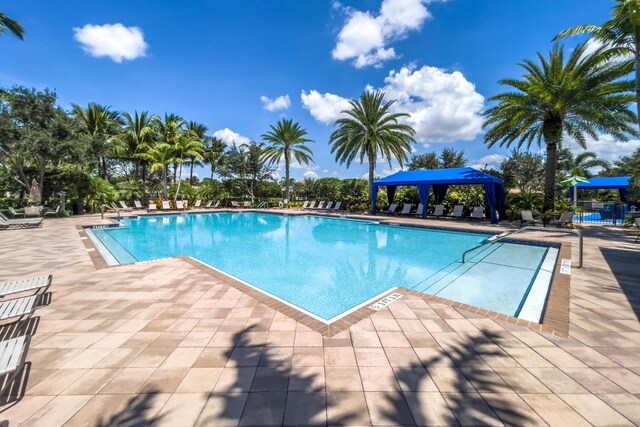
xmin=371 ymin=167 xmax=507 ymax=224
xmin=568 ymin=176 xmax=631 ymax=205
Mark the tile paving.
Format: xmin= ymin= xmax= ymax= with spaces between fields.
xmin=0 ymin=212 xmax=638 ymax=426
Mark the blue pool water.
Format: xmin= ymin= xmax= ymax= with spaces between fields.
xmin=88 ymin=212 xmax=556 ymax=321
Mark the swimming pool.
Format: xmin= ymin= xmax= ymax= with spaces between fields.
xmin=87 ymin=212 xmax=558 ymax=323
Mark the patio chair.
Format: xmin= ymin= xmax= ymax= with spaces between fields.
xmin=118 ymin=201 xmax=133 ymax=211
xmin=8 ymin=207 xmax=24 ymax=218
xmin=383 ymin=203 xmax=398 ymax=214
xmin=213 ymin=200 xmax=221 ymax=208
xmin=414 ymin=203 xmax=424 ymax=217
xmin=520 ymin=210 xmax=540 ymax=228
xmin=470 ymin=206 xmax=485 ymax=221
xmin=44 ymin=206 xmax=60 ymax=217
xmin=176 ymin=200 xmax=185 ymax=210
xmin=433 ymin=204 xmax=445 ymax=217
xmin=399 ymin=204 xmax=413 ymax=215
xmin=332 ymin=201 xmax=342 ymax=211
xmin=324 ymin=202 xmax=334 ymax=210
xmin=0 ymin=275 xmax=52 ymax=298
xmin=161 ymin=201 xmax=171 ymax=210
xmin=0 ymin=215 xmax=43 ymax=229
xmin=133 ymin=200 xmax=144 ymax=210
xmin=205 ymin=201 xmax=213 ymax=208
xmin=0 ymin=295 xmax=40 ymax=323
xmin=194 ymin=200 xmax=202 ymax=208
xmin=231 ymin=201 xmax=241 ymax=208
xmin=243 ymin=201 xmax=251 ymax=208
xmin=451 ymin=205 xmax=464 ymax=219
xmin=0 ymin=335 xmax=32 ymax=386
xmin=307 ymin=201 xmax=317 ymax=209
xmin=302 ymin=201 xmax=310 ymax=209
xmin=553 ymin=211 xmax=574 ymax=228
xmin=148 ymin=202 xmax=157 ymax=212
xmin=315 ymin=201 xmax=326 ymax=210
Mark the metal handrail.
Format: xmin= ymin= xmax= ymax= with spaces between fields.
xmin=257 ymin=201 xmax=269 ymax=210
xmin=462 ymin=226 xmax=583 ymax=268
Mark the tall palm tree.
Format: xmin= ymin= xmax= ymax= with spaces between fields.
xmin=555 ymin=0 xmax=640 ymax=126
xmin=261 ymin=118 xmax=314 ymax=201
xmin=153 ymin=113 xmax=185 ymax=184
xmin=186 ymin=121 xmax=208 ymax=184
xmin=204 ymin=137 xmax=227 ymax=180
xmin=174 ymin=132 xmax=205 ymax=200
xmin=329 ymin=90 xmax=415 ymax=201
xmin=71 ymin=102 xmax=121 ymax=180
xmin=0 ymin=13 xmax=25 ymax=40
xmin=119 ymin=111 xmax=155 ymax=186
xmin=484 ymin=43 xmax=638 ymax=211
xmin=138 ymin=143 xmax=175 ymax=198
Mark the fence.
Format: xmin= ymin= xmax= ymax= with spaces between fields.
xmin=574 ymin=201 xmax=627 ymax=225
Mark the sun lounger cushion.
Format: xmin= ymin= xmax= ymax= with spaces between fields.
xmin=0 ymin=275 xmax=51 ymax=298
xmin=0 ymin=335 xmax=29 ymax=376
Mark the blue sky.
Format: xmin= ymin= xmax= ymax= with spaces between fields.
xmin=2 ymin=0 xmax=624 ymax=181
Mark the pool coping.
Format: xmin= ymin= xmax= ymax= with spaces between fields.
xmin=76 ymin=209 xmax=571 ymax=337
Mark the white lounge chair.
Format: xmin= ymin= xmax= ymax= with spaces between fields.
xmin=302 ymin=201 xmax=310 ymax=209
xmin=194 ymin=200 xmax=202 ymax=208
xmin=148 ymin=202 xmax=157 ymax=212
xmin=433 ymin=204 xmax=445 ymax=217
xmin=0 ymin=215 xmax=43 ymax=229
xmin=0 ymin=275 xmax=51 ymax=298
xmin=243 ymin=201 xmax=251 ymax=208
xmin=44 ymin=206 xmax=61 ymax=217
xmin=315 ymin=201 xmax=326 ymax=210
xmin=400 ymin=204 xmax=413 ymax=215
xmin=324 ymin=201 xmax=334 ymax=210
xmin=451 ymin=205 xmax=464 ymax=219
xmin=332 ymin=202 xmax=342 ymax=211
xmin=471 ymin=206 xmax=484 ymax=220
xmin=162 ymin=201 xmax=171 ymax=210
xmin=176 ymin=200 xmax=185 ymax=210
xmin=520 ymin=210 xmax=540 ymax=228
xmin=118 ymin=201 xmax=133 ymax=211
xmin=0 ymin=295 xmax=39 ymax=322
xmin=307 ymin=201 xmax=316 ymax=209
xmin=553 ymin=211 xmax=574 ymax=228
xmin=383 ymin=203 xmax=398 ymax=214
xmin=231 ymin=201 xmax=241 ymax=208
xmin=0 ymin=335 xmax=32 ymax=381
xmin=205 ymin=200 xmax=213 ymax=208
xmin=8 ymin=207 xmax=24 ymax=218
xmin=133 ymin=200 xmax=144 ymax=210
xmin=213 ymin=200 xmax=221 ymax=208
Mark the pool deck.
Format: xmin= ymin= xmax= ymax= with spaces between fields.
xmin=0 ymin=210 xmax=639 ymax=426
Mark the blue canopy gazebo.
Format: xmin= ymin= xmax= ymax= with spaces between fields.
xmin=568 ymin=176 xmax=632 ymax=206
xmin=371 ymin=167 xmax=507 ymax=224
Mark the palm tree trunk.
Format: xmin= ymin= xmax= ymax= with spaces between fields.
xmin=368 ymin=156 xmax=376 ymax=207
xmin=284 ymin=154 xmax=290 ymax=202
xmin=542 ymin=120 xmax=562 ymax=212
xmin=189 ymin=160 xmax=194 ymax=185
xmin=163 ymin=166 xmax=168 ymax=199
xmin=176 ymin=162 xmax=183 ymax=200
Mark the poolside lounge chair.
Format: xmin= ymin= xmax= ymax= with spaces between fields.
xmin=383 ymin=203 xmax=398 ymax=214
xmin=0 ymin=335 xmax=32 ymax=384
xmin=520 ymin=210 xmax=540 ymax=228
xmin=0 ymin=295 xmax=40 ymax=323
xmin=231 ymin=201 xmax=241 ymax=208
xmin=306 ymin=201 xmax=317 ymax=209
xmin=133 ymin=200 xmax=144 ymax=210
xmin=324 ymin=202 xmax=334 ymax=210
xmin=451 ymin=205 xmax=464 ymax=219
xmin=332 ymin=201 xmax=342 ymax=211
xmin=243 ymin=201 xmax=251 ymax=208
xmin=0 ymin=275 xmax=52 ymax=298
xmin=148 ymin=202 xmax=157 ymax=212
xmin=302 ymin=201 xmax=310 ymax=209
xmin=205 ymin=201 xmax=213 ymax=208
xmin=471 ymin=206 xmax=485 ymax=221
xmin=44 ymin=206 xmax=61 ymax=217
xmin=0 ymin=215 xmax=43 ymax=229
xmin=414 ymin=203 xmax=424 ymax=217
xmin=553 ymin=211 xmax=574 ymax=228
xmin=194 ymin=200 xmax=202 ymax=208
xmin=213 ymin=200 xmax=221 ymax=208
xmin=433 ymin=204 xmax=445 ymax=217
xmin=315 ymin=201 xmax=326 ymax=210
xmin=119 ymin=201 xmax=134 ymax=211
xmin=399 ymin=204 xmax=413 ymax=215
xmin=162 ymin=201 xmax=171 ymax=210
xmin=8 ymin=207 xmax=24 ymax=218
xmin=176 ymin=200 xmax=185 ymax=210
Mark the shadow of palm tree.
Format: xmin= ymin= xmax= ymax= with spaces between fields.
xmin=95 ymin=388 xmax=163 ymax=427
xmin=198 ymin=325 xmax=357 ymax=426
xmin=601 ymin=247 xmax=640 ymax=319
xmin=384 ymin=330 xmax=535 ymax=426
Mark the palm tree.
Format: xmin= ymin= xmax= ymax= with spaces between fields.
xmin=555 ymin=0 xmax=640 ymax=126
xmin=174 ymin=132 xmax=205 ymax=200
xmin=138 ymin=143 xmax=175 ymax=198
xmin=204 ymin=137 xmax=227 ymax=180
xmin=261 ymin=119 xmax=314 ymax=201
xmin=566 ymin=151 xmax=611 ymax=178
xmin=484 ymin=43 xmax=638 ymax=211
xmin=119 ymin=111 xmax=155 ymax=186
xmin=71 ymin=102 xmax=121 ymax=180
xmin=0 ymin=13 xmax=25 ymax=40
xmin=153 ymin=113 xmax=185 ymax=184
xmin=186 ymin=121 xmax=208 ymax=184
xmin=329 ymin=90 xmax=415 ymax=201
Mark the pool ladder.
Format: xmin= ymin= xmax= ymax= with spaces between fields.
xmin=257 ymin=201 xmax=269 ymax=210
xmin=462 ymin=226 xmax=583 ymax=268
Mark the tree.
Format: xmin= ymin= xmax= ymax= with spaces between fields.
xmin=0 ymin=87 xmax=84 ymax=197
xmin=118 ymin=111 xmax=155 ymax=186
xmin=483 ymin=43 xmax=638 ymax=211
xmin=439 ymin=147 xmax=468 ymax=168
xmin=555 ymin=0 xmax=640 ymax=127
xmin=204 ymin=137 xmax=226 ymax=180
xmin=0 ymin=13 xmax=25 ymax=40
xmin=329 ymin=91 xmax=415 ymax=203
xmin=186 ymin=121 xmax=207 ymax=185
xmin=138 ymin=142 xmax=175 ymax=198
xmin=500 ymin=149 xmax=545 ymax=193
xmin=261 ymin=118 xmax=314 ymax=202
xmin=559 ymin=149 xmax=611 ymax=178
xmin=407 ymin=148 xmax=467 ymax=170
xmin=153 ymin=113 xmax=185 ymax=184
xmin=407 ymin=152 xmax=439 ymax=170
xmin=173 ymin=131 xmax=204 ymax=200
xmin=219 ymin=142 xmax=275 ymax=202
xmin=71 ymin=102 xmax=121 ymax=179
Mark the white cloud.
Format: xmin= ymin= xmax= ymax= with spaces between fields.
xmin=332 ymin=0 xmax=431 ymax=68
xmin=260 ymin=95 xmax=291 ymax=112
xmin=212 ymin=128 xmax=251 ymax=146
xmin=376 ymin=65 xmax=485 ymax=143
xmin=471 ymin=154 xmax=507 ymax=170
xmin=566 ymin=133 xmax=640 ymax=163
xmin=304 ymin=170 xmax=319 ymax=179
xmin=73 ymin=23 xmax=148 ymax=63
xmin=301 ymin=90 xmax=352 ymax=124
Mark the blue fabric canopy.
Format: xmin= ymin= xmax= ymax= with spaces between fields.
xmin=568 ymin=176 xmax=631 ymax=205
xmin=371 ymin=167 xmax=507 ymax=224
